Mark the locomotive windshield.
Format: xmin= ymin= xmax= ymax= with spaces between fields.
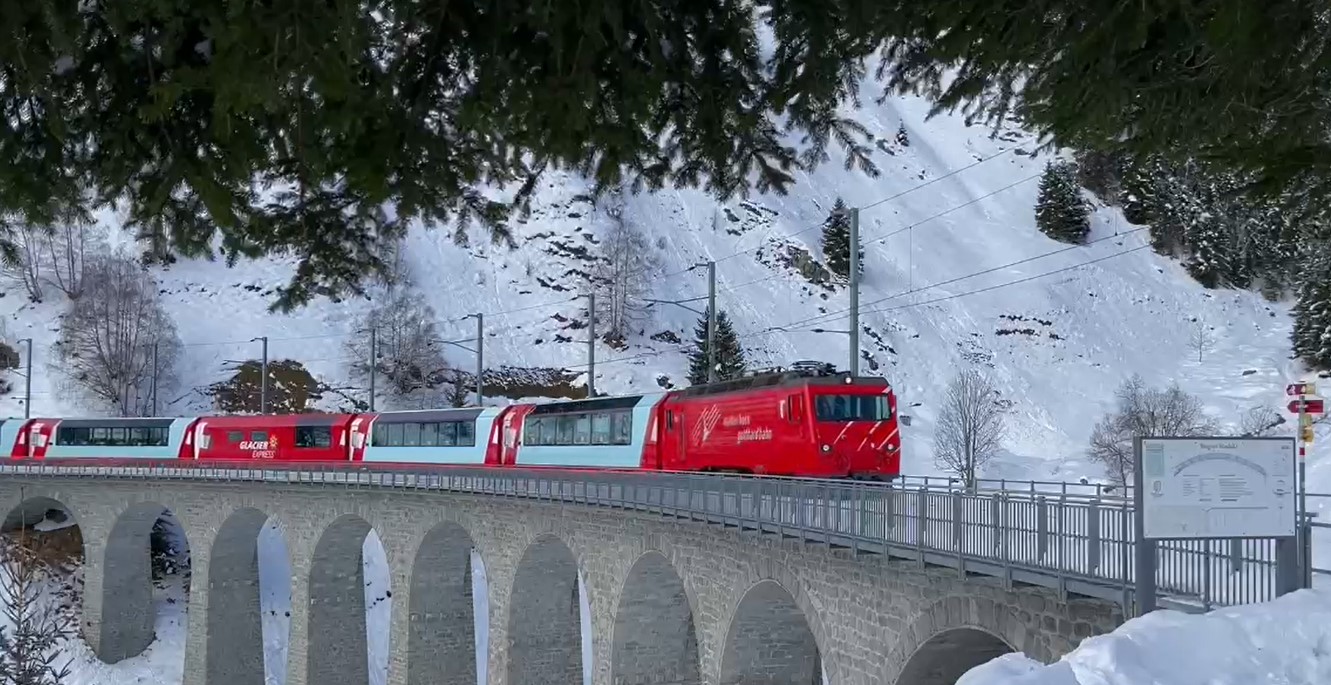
xmin=814 ymin=394 xmax=890 ymax=422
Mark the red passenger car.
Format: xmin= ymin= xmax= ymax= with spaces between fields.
xmin=190 ymin=414 xmax=359 ymax=462
xmin=647 ymin=363 xmax=900 ymax=479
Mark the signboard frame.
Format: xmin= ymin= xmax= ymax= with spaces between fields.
xmin=1132 ymin=435 xmax=1301 ymax=615
xmin=1134 ymin=435 xmax=1296 ymax=541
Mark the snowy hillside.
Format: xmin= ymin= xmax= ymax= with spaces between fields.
xmin=0 ymin=71 xmax=1327 ymax=489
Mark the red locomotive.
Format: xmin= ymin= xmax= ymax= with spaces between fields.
xmin=6 ymin=363 xmax=901 ymax=480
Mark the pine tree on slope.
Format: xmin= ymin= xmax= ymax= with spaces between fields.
xmin=822 ymin=198 xmax=864 ymax=279
xmin=1034 ymin=161 xmax=1090 ymax=244
xmin=687 ymin=308 xmax=747 ymax=385
xmin=1292 ymin=245 xmax=1331 ymax=371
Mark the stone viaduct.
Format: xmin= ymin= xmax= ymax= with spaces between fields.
xmin=0 ymin=475 xmax=1123 ymax=685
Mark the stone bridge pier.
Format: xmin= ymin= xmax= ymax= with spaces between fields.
xmin=0 ymin=478 xmax=1124 ymax=685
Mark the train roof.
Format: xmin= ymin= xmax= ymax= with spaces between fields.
xmin=195 ymin=413 xmax=355 ymax=427
xmin=671 ymin=369 xmax=889 ymax=399
xmin=34 ymin=417 xmax=190 ymax=428
xmin=370 ymin=407 xmax=492 ymax=424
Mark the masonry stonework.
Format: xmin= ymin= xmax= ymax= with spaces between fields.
xmin=0 ymin=477 xmax=1125 ymax=685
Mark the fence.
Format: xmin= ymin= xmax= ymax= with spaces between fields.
xmin=0 ymin=463 xmax=1319 ymax=613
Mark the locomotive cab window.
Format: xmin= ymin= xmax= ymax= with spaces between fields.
xmin=814 ymin=395 xmax=890 ymax=422
xmin=296 ymin=425 xmax=333 ymax=448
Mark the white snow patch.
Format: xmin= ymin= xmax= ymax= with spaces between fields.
xmin=958 ymin=588 xmax=1331 ymax=685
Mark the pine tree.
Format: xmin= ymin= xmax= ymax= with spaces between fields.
xmin=1034 ymin=161 xmax=1090 ymax=244
xmin=687 ymin=308 xmax=747 ymax=385
xmin=821 ymin=198 xmax=864 ymax=279
xmin=895 ymin=123 xmax=910 ymax=147
xmin=1292 ymin=244 xmax=1331 ymax=371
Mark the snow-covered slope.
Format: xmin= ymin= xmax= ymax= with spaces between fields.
xmin=0 ymin=71 xmax=1325 ymax=488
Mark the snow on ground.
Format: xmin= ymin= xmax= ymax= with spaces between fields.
xmin=958 ymin=588 xmax=1331 ymax=685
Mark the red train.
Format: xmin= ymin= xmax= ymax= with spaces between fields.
xmin=5 ymin=363 xmax=902 ymax=480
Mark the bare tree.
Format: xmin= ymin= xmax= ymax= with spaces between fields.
xmin=41 ymin=219 xmax=100 ymax=300
xmin=445 ymin=370 xmax=472 ymax=408
xmin=3 ymin=224 xmax=46 ymax=302
xmin=932 ymin=368 xmax=1007 ymax=489
xmin=1088 ymin=375 xmax=1218 ymax=487
xmin=51 ymin=254 xmax=183 ymax=416
xmin=345 ymin=288 xmax=447 ymax=402
xmin=1186 ymin=319 xmax=1214 ymax=362
xmin=590 ymin=199 xmax=658 ymax=343
xmin=0 ymin=530 xmax=75 ymax=684
xmin=1238 ymin=405 xmax=1283 ymax=437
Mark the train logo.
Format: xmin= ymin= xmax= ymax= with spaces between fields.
xmin=692 ymin=404 xmax=723 ymax=445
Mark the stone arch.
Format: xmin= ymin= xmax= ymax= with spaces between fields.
xmin=408 ymin=521 xmax=478 ymax=685
xmin=0 ymin=495 xmax=84 ymax=614
xmin=719 ymin=579 xmax=822 ymax=685
xmin=308 ymin=514 xmax=388 ymax=685
xmin=887 ymin=595 xmax=1046 ymax=685
xmin=894 ymin=628 xmax=1012 ymax=685
xmin=506 ymin=533 xmax=583 ymax=685
xmin=205 ymin=507 xmax=286 ymax=685
xmin=99 ymin=501 xmax=192 ymax=664
xmin=610 ymin=551 xmax=701 ymax=685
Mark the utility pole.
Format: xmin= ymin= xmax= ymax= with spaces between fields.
xmin=706 ymin=260 xmax=717 ymax=383
xmin=848 ymin=206 xmax=861 ymax=376
xmin=474 ymin=312 xmax=484 ymax=405
xmin=368 ymin=328 xmax=377 ymax=411
xmin=150 ymin=341 xmax=159 ymax=416
xmin=252 ymin=336 xmax=269 ymax=413
xmin=587 ymin=292 xmax=596 ymax=398
xmin=18 ymin=338 xmax=31 ymax=419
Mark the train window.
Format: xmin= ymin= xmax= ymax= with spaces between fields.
xmin=457 ymin=421 xmax=475 ymax=446
xmin=402 ymin=422 xmax=421 ymax=446
xmin=522 ymin=417 xmax=541 ymax=446
xmin=556 ymin=416 xmax=576 ymax=445
xmin=573 ymin=415 xmax=591 ymax=445
xmin=418 ymin=422 xmax=438 ymax=446
xmin=57 ymin=427 xmax=89 ymax=445
xmin=814 ymin=395 xmax=890 ymax=422
xmin=92 ymin=427 xmax=109 ymax=443
xmin=612 ymin=412 xmax=633 ymax=445
xmin=296 ymin=426 xmax=332 ymax=448
xmin=439 ymin=422 xmax=457 ymax=446
xmin=591 ymin=414 xmax=611 ymax=445
xmin=387 ymin=424 xmax=405 ymax=446
xmin=228 ymin=431 xmax=244 ymax=444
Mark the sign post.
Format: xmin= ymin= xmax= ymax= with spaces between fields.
xmin=1133 ymin=436 xmax=1299 ymax=614
xmin=1286 ymin=381 xmax=1319 ymax=588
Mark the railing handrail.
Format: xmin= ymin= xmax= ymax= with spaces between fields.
xmin=0 ymin=461 xmax=1321 ymax=613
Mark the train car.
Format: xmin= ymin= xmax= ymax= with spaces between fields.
xmin=191 ymin=413 xmax=358 ymax=462
xmin=12 ymin=417 xmax=197 ymax=461
xmin=654 ymin=363 xmax=900 ymax=479
xmin=504 ymin=394 xmax=668 ymax=469
xmin=356 ymin=407 xmax=505 ymax=466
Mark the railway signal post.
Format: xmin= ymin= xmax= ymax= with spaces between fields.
xmin=1286 ymin=381 xmax=1320 ymax=587
xmin=848 ymin=206 xmax=860 ymax=376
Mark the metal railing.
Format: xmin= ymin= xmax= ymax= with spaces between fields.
xmin=0 ymin=463 xmax=1318 ymax=612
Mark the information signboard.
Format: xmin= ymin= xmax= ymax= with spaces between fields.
xmin=1137 ymin=437 xmax=1296 ymax=539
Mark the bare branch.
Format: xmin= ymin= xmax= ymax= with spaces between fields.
xmin=2 ymin=224 xmax=46 ymax=303
xmin=345 ymin=288 xmax=448 ymax=407
xmin=1238 ymin=405 xmax=1284 ymax=437
xmin=589 ymin=193 xmax=658 ymax=343
xmin=932 ymin=368 xmax=1007 ymax=489
xmin=50 ymin=254 xmax=182 ymax=415
xmin=1087 ymin=374 xmax=1219 ymax=486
